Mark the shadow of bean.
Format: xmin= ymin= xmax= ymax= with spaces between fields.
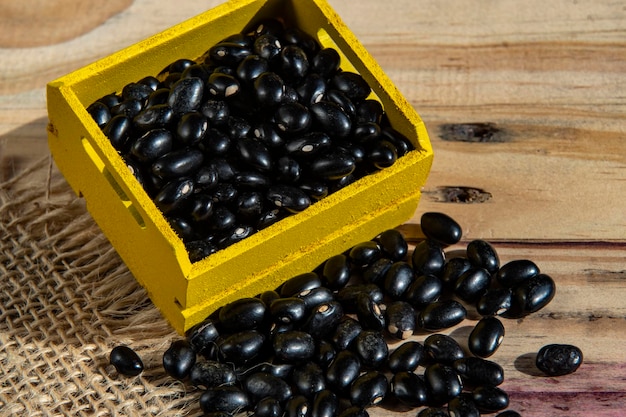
xmin=514 ymin=352 xmax=544 ymax=376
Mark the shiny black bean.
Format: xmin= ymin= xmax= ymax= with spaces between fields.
xmin=207 ymin=72 xmax=240 ymax=99
xmin=308 ymin=150 xmax=356 ymax=180
xmin=87 ymin=101 xmax=111 ymax=127
xmin=186 ymin=318 xmax=220 ymax=355
xmin=133 ymin=103 xmax=174 ymax=131
xmin=254 ymin=72 xmax=285 ymax=107
xmin=312 ymin=390 xmax=338 ymax=417
xmin=355 ymin=293 xmax=386 ymax=331
xmin=275 ymin=102 xmax=312 ymax=134
xmin=324 ymin=89 xmax=356 ymax=119
xmin=453 ymin=357 xmax=504 ymax=387
xmin=255 ymin=397 xmax=283 ymax=417
xmin=405 ymin=274 xmax=443 ymax=308
xmin=96 ymin=93 xmax=121 ymax=108
xmin=236 ymin=54 xmax=269 ymax=83
xmin=176 ymin=112 xmax=208 ymax=146
xmin=181 ymin=63 xmax=212 ymax=82
xmin=186 ymin=239 xmax=218 ymax=263
xmin=285 ymin=132 xmax=331 ymax=157
xmin=267 ymin=184 xmax=311 ymax=213
xmin=383 ymin=261 xmax=415 ymax=300
xmin=304 ymin=301 xmax=344 ymax=338
xmin=152 ymin=148 xmax=204 ymax=179
xmin=103 ymin=114 xmax=132 ymax=151
xmin=276 ymin=156 xmax=301 ymax=183
xmin=332 ymin=316 xmax=362 ymax=350
xmin=469 ymin=317 xmax=505 ymax=358
xmin=122 ymin=82 xmax=153 ymax=102
xmin=131 ymin=128 xmax=173 ymax=162
xmin=199 ymin=385 xmax=250 ymax=414
xmin=535 ymin=343 xmax=583 ymax=376
xmin=380 ymin=126 xmax=414 ymax=157
xmin=162 ymin=339 xmax=196 ymax=380
xmin=217 ymin=330 xmax=266 ymax=365
xmin=417 ymin=407 xmax=450 ymax=417
xmin=447 ymin=393 xmax=480 ymax=417
xmin=322 ymin=254 xmax=351 ymax=290
xmin=503 ymin=273 xmax=556 ymax=318
xmin=350 ymin=371 xmax=388 ymax=408
xmin=236 ymin=137 xmax=272 ymax=172
xmin=356 ymin=99 xmax=383 ymax=124
xmin=166 ymin=58 xmax=196 ymax=74
xmin=201 ymin=100 xmax=230 ymax=126
xmin=388 ymin=341 xmax=425 ymax=373
xmin=189 ymin=360 xmax=237 ymax=388
xmin=270 ymin=297 xmax=307 ymax=325
xmin=362 ymin=258 xmax=393 ymax=286
xmin=375 ymin=229 xmax=408 ymax=261
xmin=326 ymin=350 xmax=361 ymax=393
xmin=188 ymin=193 xmax=213 ymax=222
xmin=467 ymin=239 xmax=500 ymax=274
xmin=252 ymin=122 xmax=284 ymax=149
xmin=311 ymin=48 xmax=341 ymax=78
xmin=260 ymin=290 xmax=281 ymax=307
xmin=331 ymin=71 xmax=371 ymax=102
xmin=111 ymin=98 xmax=143 ymax=118
xmin=418 ymin=300 xmax=467 ymax=331
xmin=412 ymin=240 xmax=445 ymax=276
xmin=154 ymin=177 xmax=194 ymax=214
xmin=254 ymin=34 xmax=282 ymax=60
xmin=198 ymin=128 xmax=231 ymax=156
xmin=353 ymin=122 xmax=381 ymax=142
xmin=168 ymin=215 xmax=196 ymax=241
xmin=209 ymin=41 xmax=252 ymax=66
xmin=476 ymin=287 xmax=513 ymax=317
xmin=249 ymin=17 xmax=284 ymax=37
xmin=243 ymin=372 xmax=293 ymax=403
xmin=146 ymin=88 xmax=170 ymax=108
xmin=206 ymin=158 xmax=238 ymax=182
xmin=292 ymin=362 xmax=326 ymax=399
xmin=166 ymin=77 xmax=204 ymax=115
xmin=472 ymin=385 xmax=509 ymax=413
xmin=283 ymin=27 xmax=319 ymax=55
xmin=454 ymin=267 xmax=492 ymax=303
xmin=110 ymin=345 xmax=143 ymax=376
xmin=278 ymin=45 xmax=309 ymax=81
xmin=390 ymin=371 xmax=428 ymax=407
xmin=441 ymin=257 xmax=473 ymax=289
xmin=297 ymin=74 xmax=326 ymax=106
xmin=354 ymin=330 xmax=388 ymax=369
xmin=420 ymin=212 xmax=463 ymax=246
xmin=162 ymin=71 xmax=182 ymax=89
xmin=338 ymin=406 xmax=369 ymax=417
xmin=226 ymin=116 xmax=251 ymax=140
xmin=310 ymin=101 xmax=352 ymax=138
xmin=280 ymin=272 xmax=322 ymax=297
xmin=349 ymin=241 xmax=381 ymax=269
xmin=272 ymin=330 xmax=315 ymax=362
xmin=299 ymin=181 xmax=329 ymax=201
xmin=211 ymin=205 xmax=238 ymax=231
xmin=194 ymin=167 xmax=219 ymax=193
xmin=218 ymin=225 xmax=255 ymax=248
xmin=218 ymin=297 xmax=267 ymax=332
xmin=364 ymin=139 xmax=397 ymax=169
xmin=258 ymin=362 xmax=295 ymax=380
xmin=424 ymin=334 xmax=466 ymax=365
xmin=496 ymin=259 xmax=540 ymax=288
xmin=424 ymin=363 xmax=463 ymax=406
xmin=385 ymin=301 xmax=416 ymax=339
xmin=336 ymin=284 xmax=384 ymax=313
xmin=284 ymin=395 xmax=310 ymax=417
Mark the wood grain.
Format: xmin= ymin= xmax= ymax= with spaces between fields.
xmin=1 ymin=0 xmax=625 ymax=416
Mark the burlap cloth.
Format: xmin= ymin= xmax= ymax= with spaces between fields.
xmin=0 ymin=156 xmax=204 ymax=416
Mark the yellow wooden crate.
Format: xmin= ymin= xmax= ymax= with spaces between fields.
xmin=46 ymin=0 xmax=433 ymax=335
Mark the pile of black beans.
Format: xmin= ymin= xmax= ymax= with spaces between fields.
xmin=110 ymin=211 xmax=582 ymax=417
xmin=86 ymin=18 xmax=415 ymax=263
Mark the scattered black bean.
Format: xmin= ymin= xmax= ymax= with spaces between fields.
xmin=503 ymin=273 xmax=556 ymax=318
xmin=349 ymin=371 xmax=388 ymax=407
xmin=418 ymin=300 xmax=467 ymax=331
xmin=424 ymin=334 xmax=465 ymax=365
xmin=388 ymin=341 xmax=425 ymax=373
xmin=189 ymin=360 xmax=237 ymax=389
xmin=467 ymin=239 xmax=500 ymax=274
xmin=312 ymin=389 xmax=338 ymax=417
xmin=424 ymin=363 xmax=463 ymax=406
xmin=453 ymin=357 xmax=504 ymax=387
xmin=353 ymin=330 xmax=389 ymax=369
xmin=199 ymin=385 xmax=250 ymax=414
xmin=471 ymin=385 xmax=509 ymax=413
xmin=535 ymin=343 xmax=583 ymax=376
xmin=384 ymin=301 xmax=416 ymax=340
xmin=272 ymin=330 xmax=316 ymax=362
xmin=109 ymin=345 xmax=144 ymax=376
xmin=390 ymin=371 xmax=428 ymax=407
xmin=468 ymin=317 xmax=505 ymax=358
xmin=162 ymin=339 xmax=197 ymax=380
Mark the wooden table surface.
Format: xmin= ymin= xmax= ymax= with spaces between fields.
xmin=1 ymin=0 xmax=625 ymax=415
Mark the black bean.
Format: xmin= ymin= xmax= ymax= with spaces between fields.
xmin=350 ymin=371 xmax=388 ymax=408
xmin=258 ymin=361 xmax=295 ymax=380
xmin=297 ymin=286 xmax=335 ymax=312
xmin=270 ymin=297 xmax=307 ymax=325
xmin=383 ymin=261 xmax=415 ymax=300
xmin=176 ymin=112 xmax=208 ymax=146
xmin=243 ymin=371 xmax=293 ymax=403
xmin=255 ymin=397 xmax=283 ymax=417
xmin=390 ymin=371 xmax=428 ymax=407
xmin=310 ymin=101 xmax=352 ymax=138
xmin=111 ymin=98 xmax=143 ymax=118
xmin=109 ymin=345 xmax=143 ymax=376
xmin=423 ymin=363 xmax=463 ymax=406
xmin=324 ymin=89 xmax=356 ymax=119
xmin=103 ymin=114 xmax=132 ymax=152
xmin=227 ymin=115 xmax=252 ymax=139
xmin=311 ymin=48 xmax=341 ymax=78
xmin=181 ymin=63 xmax=212 ymax=82
xmin=206 ymin=158 xmax=238 ymax=182
xmin=380 ymin=126 xmax=414 ymax=156
xmin=130 ymin=128 xmax=174 ymax=162
xmin=354 ymin=330 xmax=389 ymax=369
xmin=152 ymin=148 xmax=204 ymax=179
xmin=218 ymin=225 xmax=255 ymax=248
xmin=207 ymin=72 xmax=241 ymax=99
xmin=209 ymin=41 xmax=252 ymax=66
xmin=260 ymin=290 xmax=281 ymax=307
xmin=447 ymin=392 xmax=480 ymax=417
xmin=420 ymin=212 xmax=463 ymax=246
xmin=272 ymin=330 xmax=315 ymax=362
xmin=468 ymin=317 xmax=505 ymax=358
xmin=267 ymin=184 xmax=311 ymax=213
xmin=535 ymin=343 xmax=583 ymax=376
xmin=303 ymin=301 xmax=344 ymax=338
xmin=198 ymin=128 xmax=231 ymax=156
xmin=364 ymin=139 xmax=397 ymax=169
xmin=201 ymin=100 xmax=230 ymax=126
xmin=418 ymin=300 xmax=467 ymax=331
xmin=495 ymin=410 xmax=522 ymax=417
xmin=331 ymin=71 xmax=371 ymax=102
xmin=167 ymin=58 xmax=196 ymax=74
xmin=412 ymin=240 xmax=445 ymax=276
xmin=254 ymin=34 xmax=282 ymax=60
xmin=322 ymin=254 xmax=351 ymax=290
xmin=496 ymin=259 xmax=540 ymax=288
xmin=249 ymin=17 xmax=283 ymax=37
xmin=441 ymin=257 xmax=473 ymax=289
xmin=454 ymin=267 xmax=492 ymax=303
xmin=384 ymin=301 xmax=416 ymax=340
xmin=254 ymin=72 xmax=285 ymax=107
xmin=315 ymin=339 xmax=337 ymax=370
xmin=276 ymin=156 xmax=301 ymax=183
xmin=284 ymin=395 xmax=310 ymax=417
xmin=218 ymin=297 xmax=267 ymax=332
xmin=199 ymin=385 xmax=250 ymax=414
xmin=236 ymin=137 xmax=273 ymax=172
xmin=186 ymin=318 xmax=220 ymax=355
xmin=189 ymin=360 xmax=237 ymax=388
xmin=153 ymin=177 xmax=194 ymax=214
xmin=285 ymin=132 xmax=331 ymax=158
xmin=97 ymin=93 xmax=121 ymax=108
xmin=467 ymin=240 xmax=500 ymax=274
xmin=297 ymin=73 xmax=327 ymax=105
xmin=311 ymin=390 xmax=338 ymax=417
xmin=349 ymin=241 xmax=382 ymax=269
xmin=336 ymin=284 xmax=384 ymax=313
xmin=300 ymin=181 xmax=329 ymax=201
xmin=424 ymin=334 xmax=466 ymax=365
xmin=146 ymin=88 xmax=171 ymax=108
xmin=167 ymin=77 xmax=204 ymax=115
xmin=278 ymin=45 xmax=309 ymax=81
xmin=133 ymin=103 xmax=174 ymax=131
xmin=236 ymin=54 xmax=269 ymax=83
xmin=353 ymin=122 xmax=381 ymax=142
xmin=471 ymin=385 xmax=509 ymax=413
xmin=332 ymin=316 xmax=363 ymax=350
xmin=476 ymin=287 xmax=513 ymax=317
xmin=217 ymin=330 xmax=266 ymax=365
xmin=404 ymin=274 xmax=443 ymax=308
xmin=453 ymin=357 xmax=504 ymax=387
xmin=283 ymin=27 xmax=319 ymax=56
xmin=162 ymin=339 xmax=196 ymax=380
xmin=326 ymin=350 xmax=361 ymax=393
xmin=275 ymin=102 xmax=312 ymax=134
xmin=355 ymin=293 xmax=386 ymax=331
xmin=503 ymin=273 xmax=556 ymax=318
xmin=356 ymin=99 xmax=383 ymax=124
xmin=280 ymin=272 xmax=323 ymax=297
xmin=308 ymin=150 xmax=356 ymax=180
xmin=122 ymin=81 xmax=153 ymax=102
xmin=362 ymin=258 xmax=394 ymax=286
xmin=210 ymin=205 xmax=237 ymax=231
xmin=388 ymin=341 xmax=425 ymax=373
xmin=87 ymin=101 xmax=111 ymax=127
xmin=376 ymin=229 xmax=408 ymax=261
xmin=338 ymin=406 xmax=369 ymax=417
xmin=186 ymin=239 xmax=218 ymax=263
xmin=417 ymin=407 xmax=450 ymax=417
xmin=188 ymin=193 xmax=214 ymax=222
xmin=292 ymin=362 xmax=326 ymax=399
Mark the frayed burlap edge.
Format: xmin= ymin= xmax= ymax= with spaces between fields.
xmin=0 ymin=156 xmax=204 ymax=417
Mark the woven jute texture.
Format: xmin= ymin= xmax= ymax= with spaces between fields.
xmin=0 ymin=157 xmax=203 ymax=416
